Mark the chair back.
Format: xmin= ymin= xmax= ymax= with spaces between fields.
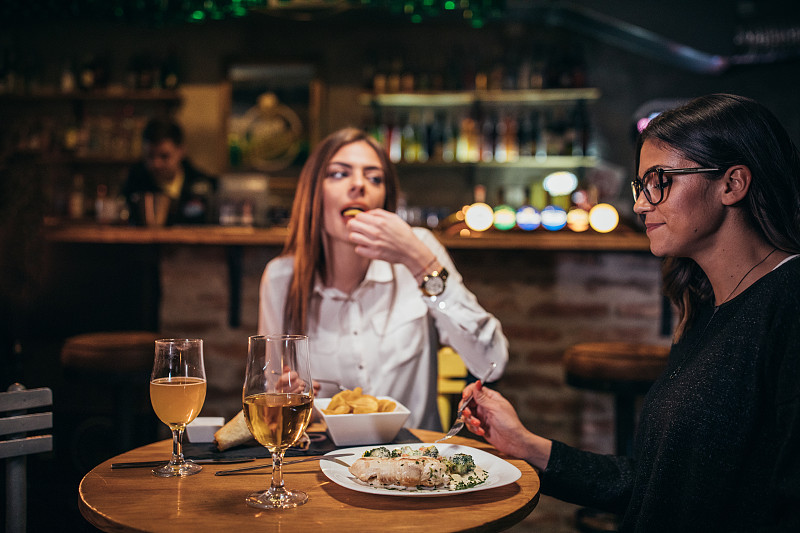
xmin=1 ymin=383 xmax=53 ymax=533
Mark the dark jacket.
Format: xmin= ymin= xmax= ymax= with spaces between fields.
xmin=122 ymin=159 xmax=217 ymax=226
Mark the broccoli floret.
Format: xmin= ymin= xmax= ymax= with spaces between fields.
xmin=391 ymin=445 xmax=415 ymax=457
xmin=420 ymin=445 xmax=439 ymax=458
xmin=363 ymin=446 xmax=391 ymax=458
xmin=447 ymin=453 xmax=475 ymax=475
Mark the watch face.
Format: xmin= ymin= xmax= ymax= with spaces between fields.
xmin=424 ymin=276 xmax=445 ymax=296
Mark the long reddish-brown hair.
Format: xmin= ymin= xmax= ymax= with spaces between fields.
xmin=281 ymin=128 xmax=400 ymax=334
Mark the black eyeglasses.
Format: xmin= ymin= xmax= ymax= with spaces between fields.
xmin=631 ymin=167 xmax=720 ymax=205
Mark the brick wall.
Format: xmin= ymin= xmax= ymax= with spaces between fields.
xmin=157 ymin=242 xmax=669 ymax=532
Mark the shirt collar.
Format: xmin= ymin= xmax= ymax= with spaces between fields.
xmin=312 ymin=259 xmax=394 ymax=298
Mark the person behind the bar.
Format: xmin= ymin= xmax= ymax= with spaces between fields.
xmin=122 ymin=117 xmax=217 ymax=225
xmin=257 ymin=127 xmax=508 ymax=430
xmin=460 ymin=94 xmax=800 ymax=531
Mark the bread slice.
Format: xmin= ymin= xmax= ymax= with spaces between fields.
xmin=213 ymin=409 xmax=313 ymax=452
xmin=214 ymin=410 xmax=256 ymax=451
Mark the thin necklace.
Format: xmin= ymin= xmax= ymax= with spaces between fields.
xmin=717 ymin=247 xmax=778 ymax=307
xmin=669 ymin=246 xmax=778 ymax=380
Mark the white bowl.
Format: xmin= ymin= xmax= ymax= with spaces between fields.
xmin=314 ymin=396 xmax=410 ymax=447
xmin=186 ymin=416 xmax=225 ymax=443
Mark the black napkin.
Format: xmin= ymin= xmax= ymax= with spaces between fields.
xmin=183 ymin=428 xmax=420 ymax=461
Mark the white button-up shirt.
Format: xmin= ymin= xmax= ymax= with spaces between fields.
xmin=257 ymin=228 xmax=508 ymax=430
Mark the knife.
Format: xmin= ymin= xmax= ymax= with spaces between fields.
xmin=111 ymin=457 xmax=256 ymax=469
xmin=215 ymin=453 xmax=353 ymax=476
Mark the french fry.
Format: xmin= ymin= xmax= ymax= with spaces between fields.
xmin=322 ymin=387 xmax=395 ymax=415
xmin=378 ymin=399 xmax=396 ymax=412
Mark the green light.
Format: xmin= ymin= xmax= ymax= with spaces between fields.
xmin=493 ymin=205 xmax=517 ymax=231
xmin=411 ymin=14 xmax=422 ymax=22
xmin=445 ymin=1 xmax=455 ymax=9
xmin=191 ymin=10 xmax=205 ymax=20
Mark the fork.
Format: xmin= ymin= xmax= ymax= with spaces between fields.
xmin=436 ymin=362 xmax=497 ymax=443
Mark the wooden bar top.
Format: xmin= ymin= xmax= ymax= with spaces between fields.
xmin=79 ymin=429 xmax=541 ymax=533
xmin=45 ymin=224 xmax=651 ymax=252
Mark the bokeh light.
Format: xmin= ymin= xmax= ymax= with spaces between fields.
xmin=464 ymin=202 xmax=494 ymax=231
xmin=493 ymin=205 xmax=516 ymax=231
xmin=589 ymin=203 xmax=619 ymax=233
xmin=566 ymin=208 xmax=590 ymax=232
xmin=541 ymin=205 xmax=567 ymax=231
xmin=542 ymin=171 xmax=578 ymax=197
xmin=516 ymin=206 xmax=541 ymax=231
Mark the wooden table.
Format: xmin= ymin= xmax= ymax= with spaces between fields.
xmin=79 ymin=429 xmax=540 ymax=532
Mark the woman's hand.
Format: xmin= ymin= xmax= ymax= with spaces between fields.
xmin=461 ymin=381 xmax=552 ymax=469
xmin=346 ymin=209 xmax=436 ymax=278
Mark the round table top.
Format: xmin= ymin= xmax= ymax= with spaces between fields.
xmin=79 ymin=429 xmax=540 ymax=532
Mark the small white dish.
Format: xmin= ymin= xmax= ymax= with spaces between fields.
xmin=186 ymin=416 xmax=225 ymax=443
xmin=315 ymin=397 xmax=410 ymax=447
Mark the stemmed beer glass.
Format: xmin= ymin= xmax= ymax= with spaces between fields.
xmin=150 ymin=338 xmax=207 ymax=477
xmin=242 ymin=334 xmax=314 ymax=509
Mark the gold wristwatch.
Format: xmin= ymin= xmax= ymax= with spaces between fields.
xmin=420 ymin=267 xmax=448 ymax=297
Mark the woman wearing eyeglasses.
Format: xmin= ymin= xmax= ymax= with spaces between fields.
xmin=460 ymin=94 xmax=800 ymax=531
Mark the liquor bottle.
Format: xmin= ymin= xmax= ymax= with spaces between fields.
xmin=503 ymin=114 xmax=519 ymax=162
xmin=417 ymin=111 xmax=430 ymax=163
xmin=493 ymin=114 xmax=506 ymax=163
xmin=68 ymin=174 xmax=86 ymax=219
xmin=402 ymin=112 xmax=418 ymax=163
xmin=530 ymin=180 xmax=548 ymax=211
xmin=456 ymin=114 xmax=472 ymax=163
xmin=387 ymin=57 xmax=402 ymax=93
xmin=535 ymin=112 xmax=548 ymax=160
xmin=388 ymin=115 xmax=402 ymax=163
xmin=427 ymin=111 xmax=443 ymax=162
xmin=60 ymin=59 xmax=76 ymax=93
xmin=442 ymin=114 xmax=456 ymax=163
xmin=480 ymin=113 xmax=496 ymax=162
xmin=161 ymin=53 xmax=180 ymax=90
xmin=571 ymin=102 xmax=588 ymax=157
xmin=518 ymin=111 xmax=535 ymax=158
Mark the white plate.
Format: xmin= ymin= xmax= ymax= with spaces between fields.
xmin=320 ymin=443 xmax=521 ymax=497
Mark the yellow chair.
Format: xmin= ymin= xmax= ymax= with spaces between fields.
xmin=437 ymin=346 xmax=468 ymax=430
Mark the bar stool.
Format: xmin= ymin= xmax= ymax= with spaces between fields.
xmin=563 ymin=341 xmax=670 ymax=532
xmin=60 ymin=331 xmax=161 ymax=466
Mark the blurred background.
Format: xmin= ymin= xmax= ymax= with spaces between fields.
xmin=1 ymin=1 xmax=799 ymax=531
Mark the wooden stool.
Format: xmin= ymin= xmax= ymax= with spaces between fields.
xmin=61 ymin=331 xmax=161 ymax=460
xmin=564 ymin=341 xmax=669 ymax=532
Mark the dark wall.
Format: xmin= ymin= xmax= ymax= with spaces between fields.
xmin=3 ymin=2 xmax=799 ymax=171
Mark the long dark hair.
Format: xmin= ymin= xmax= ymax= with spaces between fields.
xmin=636 ymin=94 xmax=800 ymax=340
xmin=281 ymin=128 xmax=400 ymax=334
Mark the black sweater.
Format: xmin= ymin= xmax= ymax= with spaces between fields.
xmin=540 ymin=256 xmax=800 ymax=532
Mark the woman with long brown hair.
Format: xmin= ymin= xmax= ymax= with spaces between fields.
xmin=257 ymin=128 xmax=507 ymax=430
xmin=459 ymin=94 xmax=800 ymax=530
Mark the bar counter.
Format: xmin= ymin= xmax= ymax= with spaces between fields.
xmin=44 ymin=224 xmax=652 ymax=252
xmin=42 ymin=223 xmax=654 ymax=331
